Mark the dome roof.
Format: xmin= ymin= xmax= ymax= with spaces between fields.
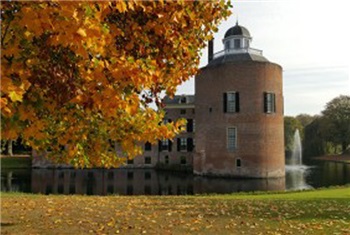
xmin=224 ymin=23 xmax=251 ymax=38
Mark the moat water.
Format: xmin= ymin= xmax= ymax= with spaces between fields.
xmin=1 ymin=162 xmax=350 ymax=195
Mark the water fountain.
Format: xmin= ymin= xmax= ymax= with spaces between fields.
xmin=285 ymin=129 xmax=312 ymax=190
xmin=290 ymin=129 xmax=302 ymax=165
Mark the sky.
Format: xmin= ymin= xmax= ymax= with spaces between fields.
xmin=176 ymin=0 xmax=350 ymax=116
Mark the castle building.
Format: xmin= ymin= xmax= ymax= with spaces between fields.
xmin=194 ymin=22 xmax=285 ymax=178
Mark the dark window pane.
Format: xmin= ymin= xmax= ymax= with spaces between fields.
xmin=145 ymin=142 xmax=152 ymax=151
xmin=264 ymin=92 xmax=276 ymax=114
xmin=236 ymin=159 xmax=242 ymax=167
xmin=145 ymin=156 xmax=151 ymax=164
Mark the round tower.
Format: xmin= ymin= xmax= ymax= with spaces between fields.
xmin=194 ymin=23 xmax=285 ymax=178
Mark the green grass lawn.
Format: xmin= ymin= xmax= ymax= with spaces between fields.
xmin=1 ymin=187 xmax=349 ymax=234
xmin=0 ymin=156 xmax=31 ymax=169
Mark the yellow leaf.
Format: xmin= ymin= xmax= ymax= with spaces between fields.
xmin=77 ymin=28 xmax=87 ymax=37
xmin=24 ymin=31 xmax=32 ymax=38
xmin=125 ymin=106 xmax=131 ymax=114
xmin=8 ymin=91 xmax=23 ymax=102
xmin=116 ymin=1 xmax=127 ymax=13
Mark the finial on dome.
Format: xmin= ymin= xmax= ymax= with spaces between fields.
xmin=236 ymin=16 xmax=239 ymax=26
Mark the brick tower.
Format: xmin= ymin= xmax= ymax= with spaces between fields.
xmin=194 ymin=22 xmax=285 ymax=178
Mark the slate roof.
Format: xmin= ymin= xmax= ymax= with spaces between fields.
xmin=207 ymin=53 xmax=269 ymax=67
xmin=224 ymin=24 xmax=251 ymax=38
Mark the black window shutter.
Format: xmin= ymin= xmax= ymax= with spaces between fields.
xmin=187 ymin=119 xmax=193 ymax=132
xmin=273 ymin=94 xmax=276 ymax=113
xmin=177 ymin=138 xmax=180 ymax=151
xmin=235 ymin=92 xmax=240 ymax=112
xmin=158 ymin=141 xmax=162 ymax=151
xmin=223 ymin=93 xmax=227 ymax=113
xmin=168 ymin=140 xmax=172 ymax=152
xmin=187 ymin=138 xmax=193 ymax=152
xmin=263 ymin=92 xmax=267 ymax=113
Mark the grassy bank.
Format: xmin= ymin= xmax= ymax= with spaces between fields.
xmin=0 ymin=156 xmax=31 ymax=169
xmin=1 ymin=187 xmax=349 ymax=234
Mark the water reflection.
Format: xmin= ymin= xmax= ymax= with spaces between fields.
xmin=306 ymin=162 xmax=350 ymax=188
xmin=1 ymin=162 xmax=349 ymax=195
xmin=285 ymin=165 xmax=313 ymax=190
xmin=29 ymin=169 xmax=285 ymax=195
xmin=0 ymin=169 xmax=31 ymax=193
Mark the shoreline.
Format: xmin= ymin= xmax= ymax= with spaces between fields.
xmin=312 ymin=154 xmax=350 ymax=164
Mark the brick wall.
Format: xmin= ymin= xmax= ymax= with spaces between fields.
xmin=194 ymin=61 xmax=285 ymax=178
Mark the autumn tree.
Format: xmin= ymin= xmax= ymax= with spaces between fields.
xmin=321 ymin=95 xmax=350 ymax=153
xmin=1 ymin=1 xmax=231 ymax=167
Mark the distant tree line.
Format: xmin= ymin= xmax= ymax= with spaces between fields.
xmin=284 ymin=95 xmax=350 ymax=160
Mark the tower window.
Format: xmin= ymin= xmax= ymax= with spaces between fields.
xmin=236 ymin=159 xmax=242 ymax=168
xmin=224 ymin=92 xmax=240 ymax=113
xmin=234 ymin=39 xmax=240 ymax=48
xmin=264 ymin=92 xmax=276 ymax=113
xmin=227 ymin=127 xmax=237 ymax=151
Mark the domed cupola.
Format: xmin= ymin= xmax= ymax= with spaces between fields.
xmin=223 ymin=21 xmax=252 ymax=50
xmin=207 ymin=21 xmax=268 ymax=65
xmin=224 ymin=22 xmax=251 ymax=38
